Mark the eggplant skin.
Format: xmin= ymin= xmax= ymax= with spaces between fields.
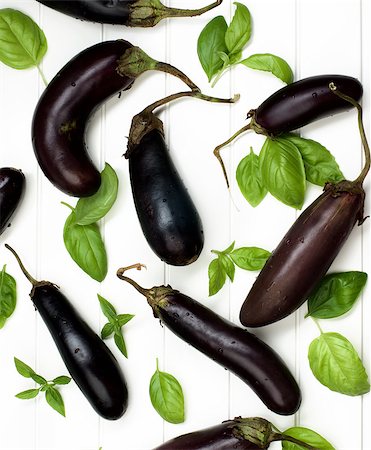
xmin=154 ymin=290 xmax=301 ymax=415
xmin=32 ymin=40 xmax=134 ymax=197
xmin=128 ymin=129 xmax=204 ymax=266
xmin=240 ymin=186 xmax=364 ymax=327
xmin=0 ymin=168 xmax=25 ymax=235
xmin=153 ymin=421 xmax=260 ymax=450
xmin=254 ymin=75 xmax=363 ymax=135
xmin=37 ymin=0 xmax=134 ymax=25
xmin=32 ymin=283 xmax=128 ymax=420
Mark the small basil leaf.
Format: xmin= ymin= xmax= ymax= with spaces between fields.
xmin=236 ymin=147 xmax=267 ymax=207
xmin=197 ymin=16 xmax=228 ymax=82
xmin=52 ymin=376 xmax=71 ymax=385
xmin=117 ymin=314 xmax=135 ymax=327
xmin=30 ymin=373 xmax=47 ymax=385
xmin=308 ymin=332 xmax=370 ymax=396
xmin=45 ymin=386 xmax=66 ymax=417
xmin=14 ymin=357 xmax=35 ymax=378
xmin=260 ymin=137 xmax=306 ymax=209
xmin=240 ymin=53 xmax=293 ymax=84
xmin=97 ymin=294 xmax=117 ymax=322
xmin=282 ymin=427 xmax=335 ymax=450
xmin=225 ymin=2 xmax=252 ymax=55
xmin=208 ymin=258 xmax=227 ymax=296
xmin=221 ymin=241 xmax=235 ymax=255
xmin=0 ymin=9 xmax=47 ymax=69
xmin=101 ymin=322 xmax=114 ymax=339
xmin=114 ymin=332 xmax=128 ymax=358
xmin=307 ymin=271 xmax=367 ymax=319
xmin=217 ymin=51 xmax=230 ymax=66
xmin=219 ymin=254 xmax=235 ymax=282
xmin=281 ymin=134 xmax=344 ymax=186
xmin=0 ymin=264 xmax=16 ymax=329
xmin=15 ymin=388 xmax=40 ymax=400
xmin=63 ymin=212 xmax=107 ymax=282
xmin=229 ymin=50 xmax=242 ymax=65
xmin=149 ymin=360 xmax=185 ymax=424
xmin=230 ymin=247 xmax=270 ymax=271
xmin=74 ymin=163 xmax=119 ymax=225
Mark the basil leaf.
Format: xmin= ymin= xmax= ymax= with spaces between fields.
xmin=30 ymin=373 xmax=47 ymax=385
xmin=307 ymin=271 xmax=367 ymax=319
xmin=117 ymin=314 xmax=135 ymax=327
xmin=45 ymin=386 xmax=66 ymax=417
xmin=230 ymin=247 xmax=270 ymax=271
xmin=15 ymin=389 xmax=40 ymax=400
xmin=0 ymin=264 xmax=16 ymax=329
xmin=197 ymin=16 xmax=228 ymax=82
xmin=63 ymin=211 xmax=107 ymax=282
xmin=308 ymin=332 xmax=370 ymax=396
xmin=240 ymin=53 xmax=293 ymax=84
xmin=0 ymin=9 xmax=47 ymax=69
xmin=149 ymin=359 xmax=185 ymax=424
xmin=74 ymin=163 xmax=119 ymax=225
xmin=101 ymin=322 xmax=114 ymax=339
xmin=282 ymin=427 xmax=335 ymax=450
xmin=219 ymin=254 xmax=235 ymax=282
xmin=52 ymin=376 xmax=71 ymax=385
xmin=221 ymin=241 xmax=235 ymax=255
xmin=225 ymin=2 xmax=252 ymax=55
xmin=236 ymin=147 xmax=267 ymax=207
xmin=208 ymin=258 xmax=226 ymax=296
xmin=97 ymin=294 xmax=117 ymax=322
xmin=281 ymin=134 xmax=344 ymax=186
xmin=114 ymin=332 xmax=128 ymax=358
xmin=260 ymin=137 xmax=306 ymax=209
xmin=14 ymin=357 xmax=35 ymax=378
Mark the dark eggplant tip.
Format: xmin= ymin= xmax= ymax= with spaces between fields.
xmin=0 ymin=167 xmax=26 ymax=236
xmin=61 ymin=171 xmax=101 ymax=198
xmin=98 ymin=397 xmax=128 ymax=421
xmin=271 ymin=389 xmax=302 ymax=416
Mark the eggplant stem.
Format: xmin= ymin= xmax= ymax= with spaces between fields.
xmin=116 ymin=264 xmax=150 ymax=297
xmin=329 ymin=82 xmax=370 ymax=184
xmin=4 ymin=244 xmax=38 ymax=286
xmin=155 ymin=62 xmax=200 ymax=91
xmin=270 ymin=432 xmax=318 ymax=450
xmin=159 ymin=0 xmax=222 ymax=18
xmin=213 ymin=123 xmax=252 ymax=188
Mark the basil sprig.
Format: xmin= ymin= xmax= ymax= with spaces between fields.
xmin=149 ymin=358 xmax=185 ymax=424
xmin=197 ymin=2 xmax=293 ymax=86
xmin=282 ymin=427 xmax=335 ymax=450
xmin=0 ymin=264 xmax=16 ymax=329
xmin=0 ymin=9 xmax=48 ymax=85
xmin=208 ymin=241 xmax=270 ymax=296
xmin=14 ymin=357 xmax=71 ymax=416
xmin=98 ymin=294 xmax=134 ymax=358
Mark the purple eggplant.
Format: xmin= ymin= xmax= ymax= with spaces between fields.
xmin=0 ymin=168 xmax=25 ymax=235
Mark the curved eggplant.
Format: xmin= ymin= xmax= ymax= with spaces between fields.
xmin=6 ymin=245 xmax=128 ymax=420
xmin=117 ymin=268 xmax=301 ymax=415
xmin=0 ymin=168 xmax=25 ymax=235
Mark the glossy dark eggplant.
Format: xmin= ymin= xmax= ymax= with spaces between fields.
xmin=117 ymin=268 xmax=301 ymax=415
xmin=32 ymin=40 xmax=199 ymax=197
xmin=240 ymin=86 xmax=369 ymax=327
xmin=153 ymin=417 xmax=317 ymax=450
xmin=37 ymin=0 xmax=222 ymax=28
xmin=0 ymin=168 xmax=25 ymax=235
xmin=6 ymin=245 xmax=128 ymax=420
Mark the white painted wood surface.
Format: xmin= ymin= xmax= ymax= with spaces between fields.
xmin=0 ymin=0 xmax=369 ymax=449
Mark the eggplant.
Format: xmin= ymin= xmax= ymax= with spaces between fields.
xmin=214 ymin=75 xmax=363 ymax=187
xmin=32 ymin=40 xmax=199 ymax=197
xmin=240 ymin=84 xmax=369 ymax=327
xmin=0 ymin=168 xmax=25 ymax=235
xmin=6 ymin=244 xmax=128 ymax=420
xmin=117 ymin=266 xmax=301 ymax=415
xmin=153 ymin=417 xmax=317 ymax=450
xmin=37 ymin=0 xmax=222 ymax=28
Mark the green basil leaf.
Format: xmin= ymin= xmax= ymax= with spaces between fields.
xmin=197 ymin=16 xmax=228 ymax=82
xmin=101 ymin=322 xmax=114 ymax=339
xmin=0 ymin=9 xmax=47 ymax=69
xmin=74 ymin=163 xmax=119 ymax=225
xmin=114 ymin=332 xmax=128 ymax=358
xmin=225 ymin=2 xmax=251 ymax=55
xmin=217 ymin=51 xmax=230 ymax=66
xmin=308 ymin=332 xmax=370 ymax=396
xmin=52 ymin=376 xmax=71 ymax=385
xmin=240 ymin=53 xmax=293 ymax=84
xmin=221 ymin=241 xmax=235 ymax=255
xmin=230 ymin=247 xmax=270 ymax=271
xmin=149 ymin=359 xmax=185 ymax=424
xmin=307 ymin=271 xmax=367 ymax=319
xmin=0 ymin=264 xmax=16 ymax=329
xmin=281 ymin=134 xmax=344 ymax=186
xmin=236 ymin=147 xmax=267 ymax=207
xmin=97 ymin=294 xmax=117 ymax=322
xmin=260 ymin=137 xmax=306 ymax=209
xmin=45 ymin=386 xmax=66 ymax=417
xmin=208 ymin=258 xmax=227 ymax=296
xmin=63 ymin=212 xmax=107 ymax=282
xmin=282 ymin=427 xmax=335 ymax=450
xmin=15 ymin=388 xmax=40 ymax=400
xmin=14 ymin=357 xmax=35 ymax=378
xmin=219 ymin=254 xmax=235 ymax=282
xmin=229 ymin=50 xmax=242 ymax=65
xmin=30 ymin=373 xmax=47 ymax=385
xmin=117 ymin=314 xmax=135 ymax=327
